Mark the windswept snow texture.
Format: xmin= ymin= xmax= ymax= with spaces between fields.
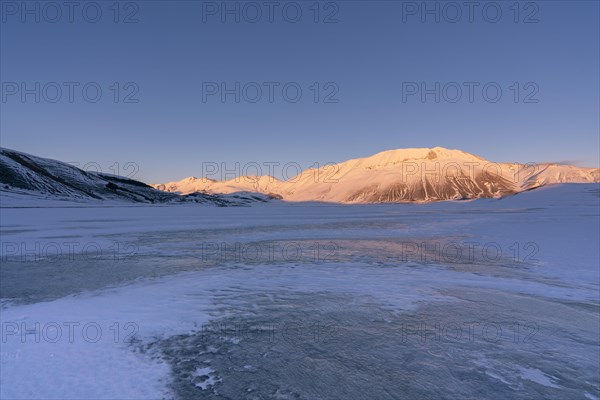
xmin=0 ymin=184 xmax=599 ymax=399
xmin=153 ymin=147 xmax=599 ymax=203
xmin=0 ymin=147 xmax=276 ymax=207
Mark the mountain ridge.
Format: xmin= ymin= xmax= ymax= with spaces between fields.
xmin=1 ymin=146 xmax=597 ymax=205
xmin=151 ymin=147 xmax=599 ymax=203
xmin=0 ymin=147 xmax=276 ymax=207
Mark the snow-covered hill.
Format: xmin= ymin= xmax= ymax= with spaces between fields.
xmin=152 ymin=147 xmax=599 ymax=203
xmin=0 ymin=148 xmax=276 ymax=207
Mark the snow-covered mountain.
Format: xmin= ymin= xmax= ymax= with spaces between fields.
xmin=152 ymin=147 xmax=599 ymax=203
xmin=153 ymin=175 xmax=284 ymax=199
xmin=0 ymin=148 xmax=275 ymax=206
xmin=2 ymin=146 xmax=596 ymax=205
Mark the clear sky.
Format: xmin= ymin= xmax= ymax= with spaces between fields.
xmin=1 ymin=0 xmax=598 ymax=183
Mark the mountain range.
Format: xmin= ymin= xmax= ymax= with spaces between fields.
xmin=1 ymin=146 xmax=597 ymax=206
xmin=152 ymin=147 xmax=599 ymax=203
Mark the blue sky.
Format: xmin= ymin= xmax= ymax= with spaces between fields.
xmin=1 ymin=0 xmax=598 ymax=183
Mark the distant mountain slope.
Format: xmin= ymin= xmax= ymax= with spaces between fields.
xmin=152 ymin=147 xmax=599 ymax=203
xmin=0 ymin=148 xmax=274 ymax=206
xmin=153 ymin=175 xmax=284 ymax=199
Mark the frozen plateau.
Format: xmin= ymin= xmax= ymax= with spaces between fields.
xmin=0 ymin=147 xmax=599 ymax=399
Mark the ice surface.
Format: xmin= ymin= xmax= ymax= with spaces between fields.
xmin=1 ymin=184 xmax=598 ymax=399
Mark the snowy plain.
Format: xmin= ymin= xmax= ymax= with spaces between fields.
xmin=0 ymin=184 xmax=599 ymax=399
